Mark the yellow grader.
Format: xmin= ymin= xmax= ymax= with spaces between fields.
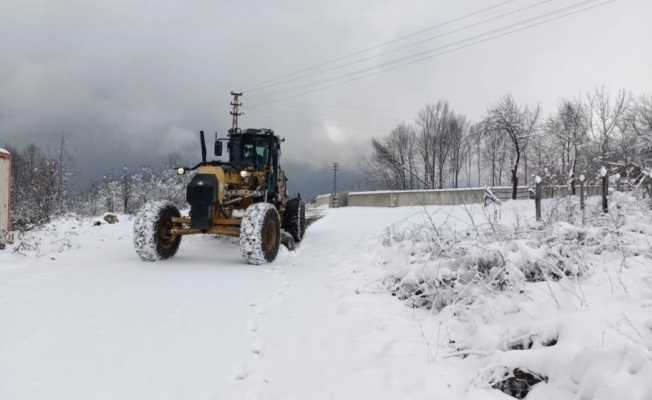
xmin=133 ymin=93 xmax=305 ymax=264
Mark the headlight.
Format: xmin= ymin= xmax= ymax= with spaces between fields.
xmin=176 ymin=167 xmax=185 ymax=175
xmin=240 ymin=170 xmax=251 ymax=178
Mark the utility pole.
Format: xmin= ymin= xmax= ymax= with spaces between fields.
xmin=229 ymin=91 xmax=243 ymax=135
xmin=331 ymin=162 xmax=338 ymax=208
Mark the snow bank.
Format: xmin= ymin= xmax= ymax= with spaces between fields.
xmin=374 ymin=192 xmax=652 ymax=398
xmin=2 ymin=213 xmax=129 ymax=258
xmin=2 ymin=192 xmax=651 ymax=399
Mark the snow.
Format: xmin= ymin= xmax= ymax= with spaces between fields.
xmin=1 ymin=194 xmax=652 ymax=399
xmin=600 ymin=166 xmax=608 ymax=177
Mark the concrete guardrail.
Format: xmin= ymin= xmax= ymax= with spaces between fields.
xmin=311 ymin=185 xmax=599 ymax=208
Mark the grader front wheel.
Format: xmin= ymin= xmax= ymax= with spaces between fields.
xmin=240 ymin=203 xmax=281 ymax=265
xmin=133 ymin=201 xmax=182 ymax=261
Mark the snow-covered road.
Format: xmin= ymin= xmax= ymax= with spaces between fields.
xmin=3 ymin=199 xmax=652 ymax=399
xmin=0 ymin=207 xmax=448 ymax=399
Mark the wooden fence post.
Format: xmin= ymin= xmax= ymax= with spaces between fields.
xmin=535 ymin=176 xmax=542 ymax=222
xmin=579 ymin=174 xmax=585 ymax=225
xmin=600 ymin=166 xmax=608 ymax=214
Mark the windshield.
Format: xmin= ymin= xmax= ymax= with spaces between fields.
xmin=242 ymin=143 xmax=269 ymax=168
xmin=229 ymin=135 xmax=271 ymax=169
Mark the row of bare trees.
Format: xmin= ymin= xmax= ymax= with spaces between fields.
xmin=78 ymin=164 xmax=190 ymax=217
xmin=364 ymin=88 xmax=652 ymax=200
xmin=365 ymin=101 xmax=468 ymax=191
xmin=4 ymin=139 xmax=190 ymax=229
xmin=4 ymin=139 xmax=74 ymax=229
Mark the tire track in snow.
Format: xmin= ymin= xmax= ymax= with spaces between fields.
xmin=231 ymin=255 xmax=296 ymax=398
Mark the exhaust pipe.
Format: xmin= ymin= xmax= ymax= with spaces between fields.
xmin=200 ymin=131 xmax=207 ymax=163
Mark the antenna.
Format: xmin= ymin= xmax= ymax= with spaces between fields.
xmin=229 ymin=91 xmax=243 ymax=135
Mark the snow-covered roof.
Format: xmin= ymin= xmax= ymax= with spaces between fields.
xmin=0 ymin=148 xmax=10 ymax=157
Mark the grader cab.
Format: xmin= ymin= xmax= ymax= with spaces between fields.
xmin=133 ymin=96 xmax=305 ymax=265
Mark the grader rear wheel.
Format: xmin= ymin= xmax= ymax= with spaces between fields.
xmin=283 ymin=197 xmax=306 ymax=243
xmin=240 ymin=203 xmax=281 ymax=265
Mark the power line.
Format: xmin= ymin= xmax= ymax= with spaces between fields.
xmin=252 ymin=98 xmax=404 ymax=121
xmin=246 ymin=0 xmax=520 ymax=92
xmin=250 ymin=0 xmax=603 ymax=107
xmin=248 ymin=0 xmax=613 ymax=111
xmin=250 ymin=0 xmax=558 ymax=96
xmin=252 ymin=107 xmax=402 ymax=127
xmin=249 ymin=108 xmax=400 ymax=139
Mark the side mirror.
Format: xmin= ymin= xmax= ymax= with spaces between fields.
xmin=214 ymin=140 xmax=223 ymax=157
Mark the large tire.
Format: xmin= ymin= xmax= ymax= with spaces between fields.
xmin=283 ymin=197 xmax=306 ymax=243
xmin=133 ymin=201 xmax=181 ymax=261
xmin=240 ymin=203 xmax=281 ymax=265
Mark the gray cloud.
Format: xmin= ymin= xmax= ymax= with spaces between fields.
xmin=2 ymin=0 xmax=651 ymax=195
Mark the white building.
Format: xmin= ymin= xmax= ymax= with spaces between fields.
xmin=0 ymin=148 xmax=11 ymax=231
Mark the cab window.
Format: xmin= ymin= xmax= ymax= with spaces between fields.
xmin=242 ymin=143 xmax=269 ymax=168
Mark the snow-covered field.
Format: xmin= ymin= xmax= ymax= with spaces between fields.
xmin=1 ymin=196 xmax=652 ymax=399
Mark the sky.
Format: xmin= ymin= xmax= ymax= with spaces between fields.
xmin=1 ymin=0 xmax=651 ymax=198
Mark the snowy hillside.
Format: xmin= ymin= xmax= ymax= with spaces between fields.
xmin=1 ymin=196 xmax=652 ymax=399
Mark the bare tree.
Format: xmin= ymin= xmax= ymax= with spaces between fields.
xmin=472 ymin=124 xmax=482 ymax=186
xmin=416 ymin=101 xmax=456 ymax=189
xmin=614 ymin=112 xmax=640 ymax=164
xmin=479 ymin=117 xmax=511 ymax=187
xmin=462 ymin=126 xmax=479 ymax=187
xmin=121 ymin=165 xmax=131 ymax=214
xmin=364 ymin=123 xmax=419 ymax=190
xmin=485 ymin=95 xmax=540 ymax=199
xmin=416 ymin=104 xmax=437 ymax=189
xmin=546 ymin=99 xmax=587 ymax=193
xmin=586 ymin=87 xmax=629 ymax=165
xmin=479 ymin=120 xmax=500 ymax=186
xmin=448 ymin=115 xmax=468 ymax=188
xmin=7 ymin=144 xmax=67 ymax=228
xmin=634 ymin=96 xmax=652 ymax=132
xmin=434 ymin=103 xmax=452 ymax=189
xmin=630 ymin=95 xmax=652 ymax=163
xmin=403 ymin=125 xmax=418 ymax=189
xmin=54 ymin=135 xmax=75 ymax=213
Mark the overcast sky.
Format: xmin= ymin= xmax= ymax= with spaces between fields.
xmin=1 ymin=0 xmax=651 ymax=197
